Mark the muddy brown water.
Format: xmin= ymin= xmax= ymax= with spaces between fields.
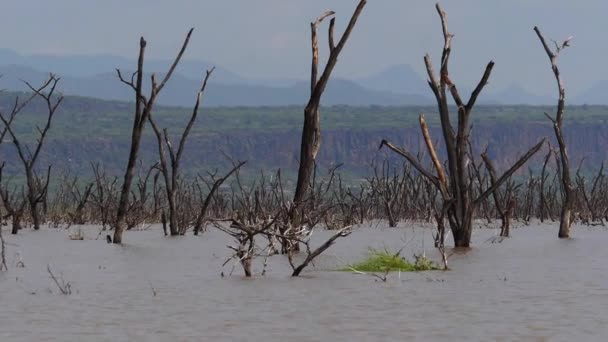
xmin=1 ymin=222 xmax=607 ymax=341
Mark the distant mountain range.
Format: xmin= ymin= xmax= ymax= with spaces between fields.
xmin=0 ymin=48 xmax=605 ymax=106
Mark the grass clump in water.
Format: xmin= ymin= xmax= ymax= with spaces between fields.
xmin=413 ymin=254 xmax=439 ymax=271
xmin=344 ymin=249 xmax=439 ymax=273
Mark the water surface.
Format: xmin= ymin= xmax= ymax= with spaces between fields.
xmin=1 ymin=222 xmax=607 ymax=341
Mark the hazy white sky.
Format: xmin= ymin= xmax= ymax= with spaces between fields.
xmin=1 ymin=0 xmax=604 ymax=95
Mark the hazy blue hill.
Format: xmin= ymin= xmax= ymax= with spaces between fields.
xmin=354 ymin=64 xmax=555 ymax=106
xmin=485 ymin=84 xmax=555 ymax=105
xmin=0 ymin=64 xmax=431 ymax=107
xmin=575 ymin=81 xmax=608 ymax=105
xmin=0 ymin=49 xmax=603 ymax=107
xmin=0 ymin=48 xmax=244 ymax=84
xmin=356 ymin=64 xmax=428 ymax=95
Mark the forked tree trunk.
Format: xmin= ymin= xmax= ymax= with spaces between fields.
xmin=381 ymin=4 xmax=544 ymax=248
xmin=291 ymin=1 xmax=367 ymax=229
xmin=113 ymin=37 xmax=147 ymax=244
xmin=482 ymin=151 xmax=515 ymax=237
xmin=534 ymin=26 xmax=574 ymax=239
xmin=113 ymin=30 xmax=193 ymax=243
xmin=148 ymin=69 xmax=214 ymax=237
xmin=193 ymin=161 xmax=246 ymax=236
xmin=0 ymin=76 xmax=61 ymax=232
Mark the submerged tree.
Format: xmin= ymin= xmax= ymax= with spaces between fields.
xmin=0 ymin=75 xmax=62 ymax=231
xmin=113 ymin=29 xmax=194 ymax=244
xmin=381 ymin=3 xmax=544 ymax=247
xmin=147 ymin=68 xmax=214 ymax=236
xmin=533 ymin=26 xmax=574 ymax=239
xmin=481 ymin=151 xmax=519 ymax=237
xmin=291 ymin=0 xmax=368 ymax=230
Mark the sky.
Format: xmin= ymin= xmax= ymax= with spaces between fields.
xmin=0 ymin=0 xmax=604 ymax=96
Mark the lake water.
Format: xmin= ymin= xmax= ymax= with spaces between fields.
xmin=1 ymin=221 xmax=607 ymax=341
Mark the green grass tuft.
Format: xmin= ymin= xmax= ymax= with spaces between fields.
xmin=343 ymin=250 xmax=439 ymax=273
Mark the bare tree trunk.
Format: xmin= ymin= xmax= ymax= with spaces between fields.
xmin=381 ymin=4 xmax=544 ymax=247
xmin=0 ymin=224 xmax=6 ymax=271
xmin=239 ymin=237 xmax=254 ymax=277
xmin=113 ymin=29 xmax=193 ymax=243
xmin=539 ymin=149 xmax=552 ymax=222
xmin=28 ymin=192 xmax=41 ymax=229
xmin=193 ymin=161 xmax=246 ymax=235
xmin=481 ymin=151 xmax=514 ymax=237
xmin=534 ymin=26 xmax=574 ymax=238
xmin=503 ymin=198 xmax=515 ymax=237
xmin=0 ymin=164 xmax=25 ymax=234
xmin=0 ymin=76 xmax=61 ymax=231
xmin=148 ymin=69 xmax=214 ymax=236
xmin=291 ymin=1 xmax=367 ymax=228
xmin=291 ymin=226 xmax=352 ymax=276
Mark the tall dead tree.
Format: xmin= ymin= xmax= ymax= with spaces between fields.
xmin=291 ymin=0 xmax=367 ymax=228
xmin=113 ymin=29 xmax=193 ymax=244
xmin=0 ymin=75 xmax=62 ymax=230
xmin=148 ymin=68 xmax=214 ymax=236
xmin=534 ymin=27 xmax=574 ymax=239
xmin=381 ymin=3 xmax=544 ymax=247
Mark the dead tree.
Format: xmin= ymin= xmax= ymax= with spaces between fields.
xmin=289 ymin=226 xmax=352 ymax=277
xmin=481 ymin=151 xmax=519 ymax=237
xmin=46 ymin=171 xmax=73 ymax=227
xmin=124 ymin=162 xmax=157 ymax=231
xmin=113 ymin=29 xmax=194 ymax=243
xmin=216 ymin=217 xmax=352 ymax=278
xmin=534 ymin=27 xmax=574 ymax=238
xmin=330 ymin=174 xmax=364 ymax=228
xmin=68 ymin=178 xmax=94 ymax=226
xmin=469 ymin=146 xmax=494 ymax=223
xmin=381 ymin=4 xmax=544 ymax=247
xmin=215 ymin=163 xmax=353 ymax=277
xmin=0 ymin=163 xmax=27 ymax=234
xmin=193 ymin=161 xmax=246 ymax=235
xmin=344 ymin=183 xmax=372 ymax=225
xmin=367 ymin=161 xmax=401 ymax=227
xmin=148 ymin=68 xmax=214 ymax=236
xmin=291 ymin=0 xmax=367 ymax=229
xmin=580 ymin=163 xmax=607 ymax=225
xmin=520 ymin=169 xmax=537 ymax=223
xmin=215 ymin=216 xmax=281 ymax=277
xmin=1 ymin=187 xmax=27 ymax=235
xmin=0 ymin=75 xmax=62 ymax=230
xmin=539 ymin=147 xmax=553 ymax=222
xmin=90 ymin=163 xmax=119 ymax=230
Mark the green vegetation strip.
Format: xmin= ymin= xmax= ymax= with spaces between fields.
xmin=343 ymin=250 xmax=439 ymax=272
